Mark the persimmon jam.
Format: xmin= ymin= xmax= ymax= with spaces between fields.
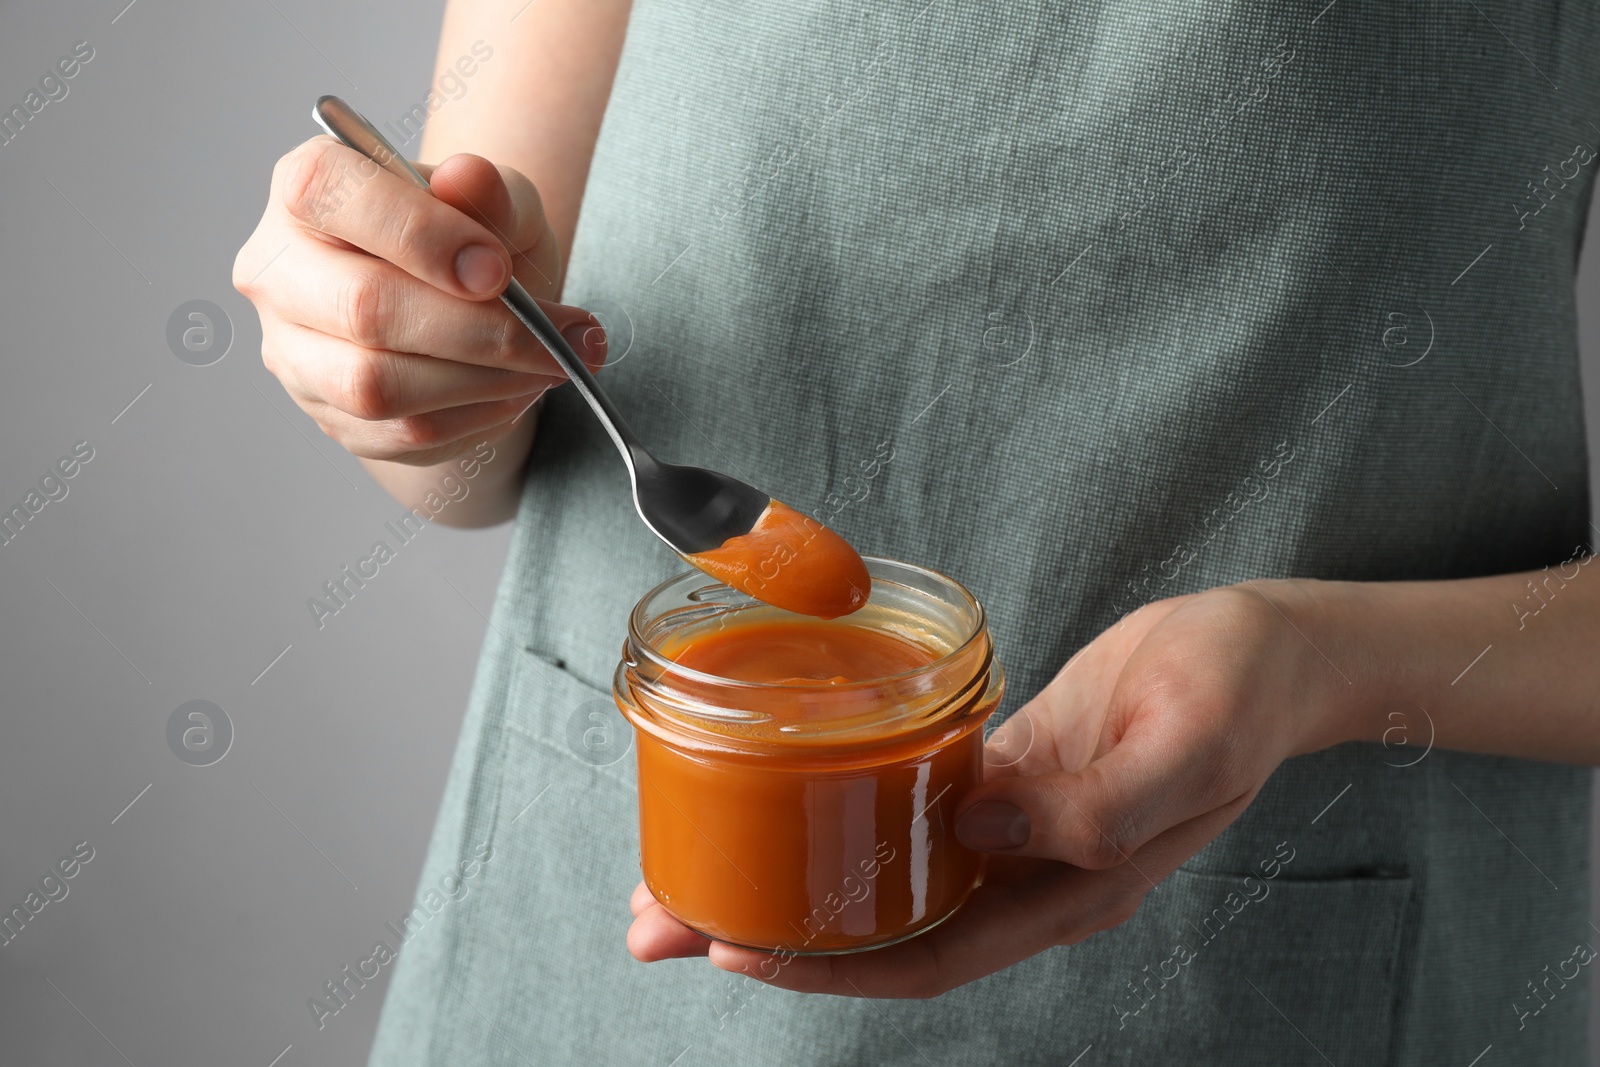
xmin=614 ymin=562 xmax=1003 ymax=955
xmin=685 ymin=499 xmax=870 ymax=620
xmin=669 ymin=618 xmax=931 ymax=686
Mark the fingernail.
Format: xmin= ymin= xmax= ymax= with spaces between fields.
xmin=956 ymin=801 xmax=1030 ymax=850
xmin=561 ymin=314 xmax=606 ymax=358
xmin=454 ymin=244 xmax=506 ymax=295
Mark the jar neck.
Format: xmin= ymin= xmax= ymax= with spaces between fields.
xmin=615 ymin=557 xmax=1000 ymax=755
xmin=617 ymin=624 xmax=998 ymax=756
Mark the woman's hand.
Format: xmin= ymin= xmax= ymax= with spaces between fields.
xmin=233 ymin=136 xmax=606 ymax=469
xmin=626 ymin=580 xmax=1362 ymax=997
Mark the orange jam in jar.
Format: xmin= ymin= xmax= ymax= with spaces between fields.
xmin=613 ymin=558 xmax=1003 ymax=954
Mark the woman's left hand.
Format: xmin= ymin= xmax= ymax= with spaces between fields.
xmin=625 ymin=579 xmax=1363 ymax=997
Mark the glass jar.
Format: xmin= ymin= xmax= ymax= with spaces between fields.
xmin=613 ymin=557 xmax=1003 ymax=955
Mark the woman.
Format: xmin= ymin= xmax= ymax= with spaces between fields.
xmin=235 ymin=0 xmax=1600 ymax=1062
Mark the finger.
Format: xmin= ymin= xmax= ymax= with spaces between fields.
xmin=427 ymin=154 xmax=562 ymax=297
xmin=956 ymin=714 xmax=1228 ymax=869
xmin=277 ymin=137 xmax=519 ymax=299
xmin=629 ymin=881 xmax=654 ymax=918
xmin=251 ymin=241 xmax=604 ymax=374
xmin=301 ymin=393 xmax=544 ymax=463
xmin=977 ymin=705 xmax=1052 ymax=783
xmin=266 ymin=323 xmax=563 ymax=421
xmin=716 ymin=799 xmax=1249 ymax=998
xmin=628 ymin=902 xmax=712 ymax=962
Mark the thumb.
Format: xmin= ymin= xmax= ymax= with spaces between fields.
xmin=426 ymin=154 xmax=562 ymax=298
xmin=954 ymin=729 xmax=1199 ymax=870
xmin=425 ymin=155 xmax=603 ymax=373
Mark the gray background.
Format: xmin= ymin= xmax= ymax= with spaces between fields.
xmin=0 ymin=3 xmax=1595 ymax=1065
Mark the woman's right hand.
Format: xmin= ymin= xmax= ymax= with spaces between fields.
xmin=233 ymin=135 xmax=606 ymax=468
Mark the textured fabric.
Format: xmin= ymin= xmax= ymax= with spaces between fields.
xmin=369 ymin=1 xmax=1599 ymax=1063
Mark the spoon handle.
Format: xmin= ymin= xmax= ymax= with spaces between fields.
xmin=311 ymin=95 xmax=646 ymax=469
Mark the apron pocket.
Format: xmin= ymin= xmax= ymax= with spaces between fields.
xmin=505 ymin=646 xmax=637 ymax=792
xmin=1084 ymin=864 xmax=1413 ymax=1065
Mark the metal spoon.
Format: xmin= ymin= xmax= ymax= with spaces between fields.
xmin=312 ymin=95 xmax=770 ymax=557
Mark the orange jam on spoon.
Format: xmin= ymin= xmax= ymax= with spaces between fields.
xmin=686 ymin=500 xmax=869 ymax=619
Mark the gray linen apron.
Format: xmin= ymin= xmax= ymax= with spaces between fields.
xmin=368 ymin=1 xmax=1599 ymax=1062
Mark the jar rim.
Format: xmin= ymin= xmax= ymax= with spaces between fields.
xmin=625 ymin=555 xmax=989 ymax=693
